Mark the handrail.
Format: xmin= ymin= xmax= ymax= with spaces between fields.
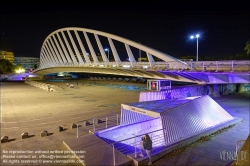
xmin=33 ymin=60 xmax=250 ymax=73
xmin=76 ymin=113 xmax=120 ymax=123
xmin=110 ymin=128 xmax=165 ymax=166
xmin=76 ymin=113 xmax=120 ymax=137
xmin=110 ymin=128 xmax=164 ymax=145
xmin=235 ymin=139 xmax=247 ymax=165
xmin=236 ymin=140 xmax=246 ymax=152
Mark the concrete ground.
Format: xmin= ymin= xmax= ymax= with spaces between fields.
xmin=0 ymin=80 xmax=249 ymax=166
xmin=0 ymin=80 xmax=145 ymax=166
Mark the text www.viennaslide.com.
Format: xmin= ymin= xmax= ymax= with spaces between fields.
xmin=1 ymin=150 xmax=86 ymax=165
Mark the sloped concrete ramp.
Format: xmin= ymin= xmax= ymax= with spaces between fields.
xmin=63 ymin=134 xmax=133 ymax=166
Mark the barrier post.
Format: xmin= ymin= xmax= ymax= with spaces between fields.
xmin=116 ymin=114 xmax=119 ymax=126
xmin=231 ymin=61 xmax=234 ymax=72
xmin=106 ymin=117 xmax=108 ymax=128
xmin=216 ymin=61 xmax=218 ymax=72
xmin=134 ymin=137 xmax=137 ymax=158
xmin=93 ymin=118 xmax=95 ymax=132
xmin=77 ymin=123 xmax=79 ymax=137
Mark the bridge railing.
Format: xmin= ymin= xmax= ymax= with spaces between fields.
xmin=194 ymin=60 xmax=250 ymax=72
xmin=33 ymin=60 xmax=250 ymax=73
xmin=168 ymin=60 xmax=250 ymax=72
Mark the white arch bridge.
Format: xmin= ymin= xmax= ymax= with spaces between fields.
xmin=32 ymin=27 xmax=250 ymax=84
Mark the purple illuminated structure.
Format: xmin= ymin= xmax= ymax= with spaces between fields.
xmin=97 ymin=95 xmax=234 ymax=148
xmin=140 ymin=85 xmax=206 ymax=102
xmin=0 ymin=73 xmax=36 ymax=81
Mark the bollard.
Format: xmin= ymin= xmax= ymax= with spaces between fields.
xmin=21 ymin=132 xmax=29 ymax=139
xmin=77 ymin=123 xmax=79 ymax=137
xmin=98 ymin=119 xmax=106 ymax=124
xmin=106 ymin=117 xmax=108 ymax=128
xmin=85 ymin=121 xmax=91 ymax=126
xmin=72 ymin=123 xmax=77 ymax=129
xmin=1 ymin=136 xmax=8 ymax=143
xmin=93 ymin=118 xmax=95 ymax=132
xmin=59 ymin=126 xmax=63 ymax=132
xmin=40 ymin=130 xmax=48 ymax=137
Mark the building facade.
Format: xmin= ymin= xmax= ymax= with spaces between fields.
xmin=0 ymin=50 xmax=14 ymax=64
xmin=14 ymin=57 xmax=40 ymax=70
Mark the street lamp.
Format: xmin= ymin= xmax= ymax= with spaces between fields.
xmin=139 ymin=42 xmax=141 ymax=62
xmin=190 ymin=34 xmax=200 ymax=61
xmin=104 ymin=48 xmax=109 ymax=61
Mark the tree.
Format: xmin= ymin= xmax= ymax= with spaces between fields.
xmin=235 ymin=54 xmax=245 ymax=60
xmin=244 ymin=40 xmax=250 ymax=55
xmin=0 ymin=60 xmax=7 ymax=74
xmin=234 ymin=40 xmax=250 ymax=60
xmin=0 ymin=59 xmax=14 ymax=74
xmin=203 ymin=56 xmax=216 ymax=61
xmin=15 ymin=63 xmax=23 ymax=70
xmin=178 ymin=55 xmax=195 ymax=61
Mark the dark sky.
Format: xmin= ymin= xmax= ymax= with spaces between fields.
xmin=0 ymin=3 xmax=249 ymax=60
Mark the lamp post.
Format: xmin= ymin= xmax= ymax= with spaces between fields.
xmin=104 ymin=48 xmax=109 ymax=61
xmin=139 ymin=42 xmax=141 ymax=62
xmin=190 ymin=34 xmax=199 ymax=61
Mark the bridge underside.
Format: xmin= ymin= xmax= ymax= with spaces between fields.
xmin=33 ymin=67 xmax=250 ymax=84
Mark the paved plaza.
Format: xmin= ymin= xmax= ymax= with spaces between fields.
xmin=0 ymin=80 xmax=249 ymax=166
xmin=0 ymin=80 xmax=145 ymax=166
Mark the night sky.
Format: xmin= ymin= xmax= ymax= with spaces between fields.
xmin=0 ymin=3 xmax=249 ymax=60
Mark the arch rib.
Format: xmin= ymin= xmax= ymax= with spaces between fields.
xmin=41 ymin=50 xmax=51 ymax=67
xmin=67 ymin=30 xmax=84 ymax=64
xmin=74 ymin=30 xmax=91 ymax=64
xmin=51 ymin=35 xmax=67 ymax=63
xmin=39 ymin=27 xmax=186 ymax=70
xmin=61 ymin=31 xmax=77 ymax=63
xmin=43 ymin=45 xmax=56 ymax=65
xmin=83 ymin=32 xmax=99 ymax=64
xmin=147 ymin=52 xmax=155 ymax=67
xmin=94 ymin=34 xmax=108 ymax=64
xmin=46 ymin=39 xmax=60 ymax=64
xmin=56 ymin=32 xmax=72 ymax=63
xmin=108 ymin=38 xmax=121 ymax=65
xmin=48 ymin=37 xmax=63 ymax=64
xmin=125 ymin=44 xmax=136 ymax=67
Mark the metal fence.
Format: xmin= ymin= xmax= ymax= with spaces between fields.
xmin=34 ymin=60 xmax=250 ymax=73
xmin=76 ymin=114 xmax=120 ymax=137
xmin=167 ymin=60 xmax=250 ymax=72
xmin=110 ymin=128 xmax=166 ymax=166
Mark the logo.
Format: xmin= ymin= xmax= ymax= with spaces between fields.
xmin=219 ymin=140 xmax=248 ymax=165
xmin=130 ymin=107 xmax=147 ymax=115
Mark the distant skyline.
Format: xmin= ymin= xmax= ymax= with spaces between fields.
xmin=0 ymin=4 xmax=249 ymax=60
